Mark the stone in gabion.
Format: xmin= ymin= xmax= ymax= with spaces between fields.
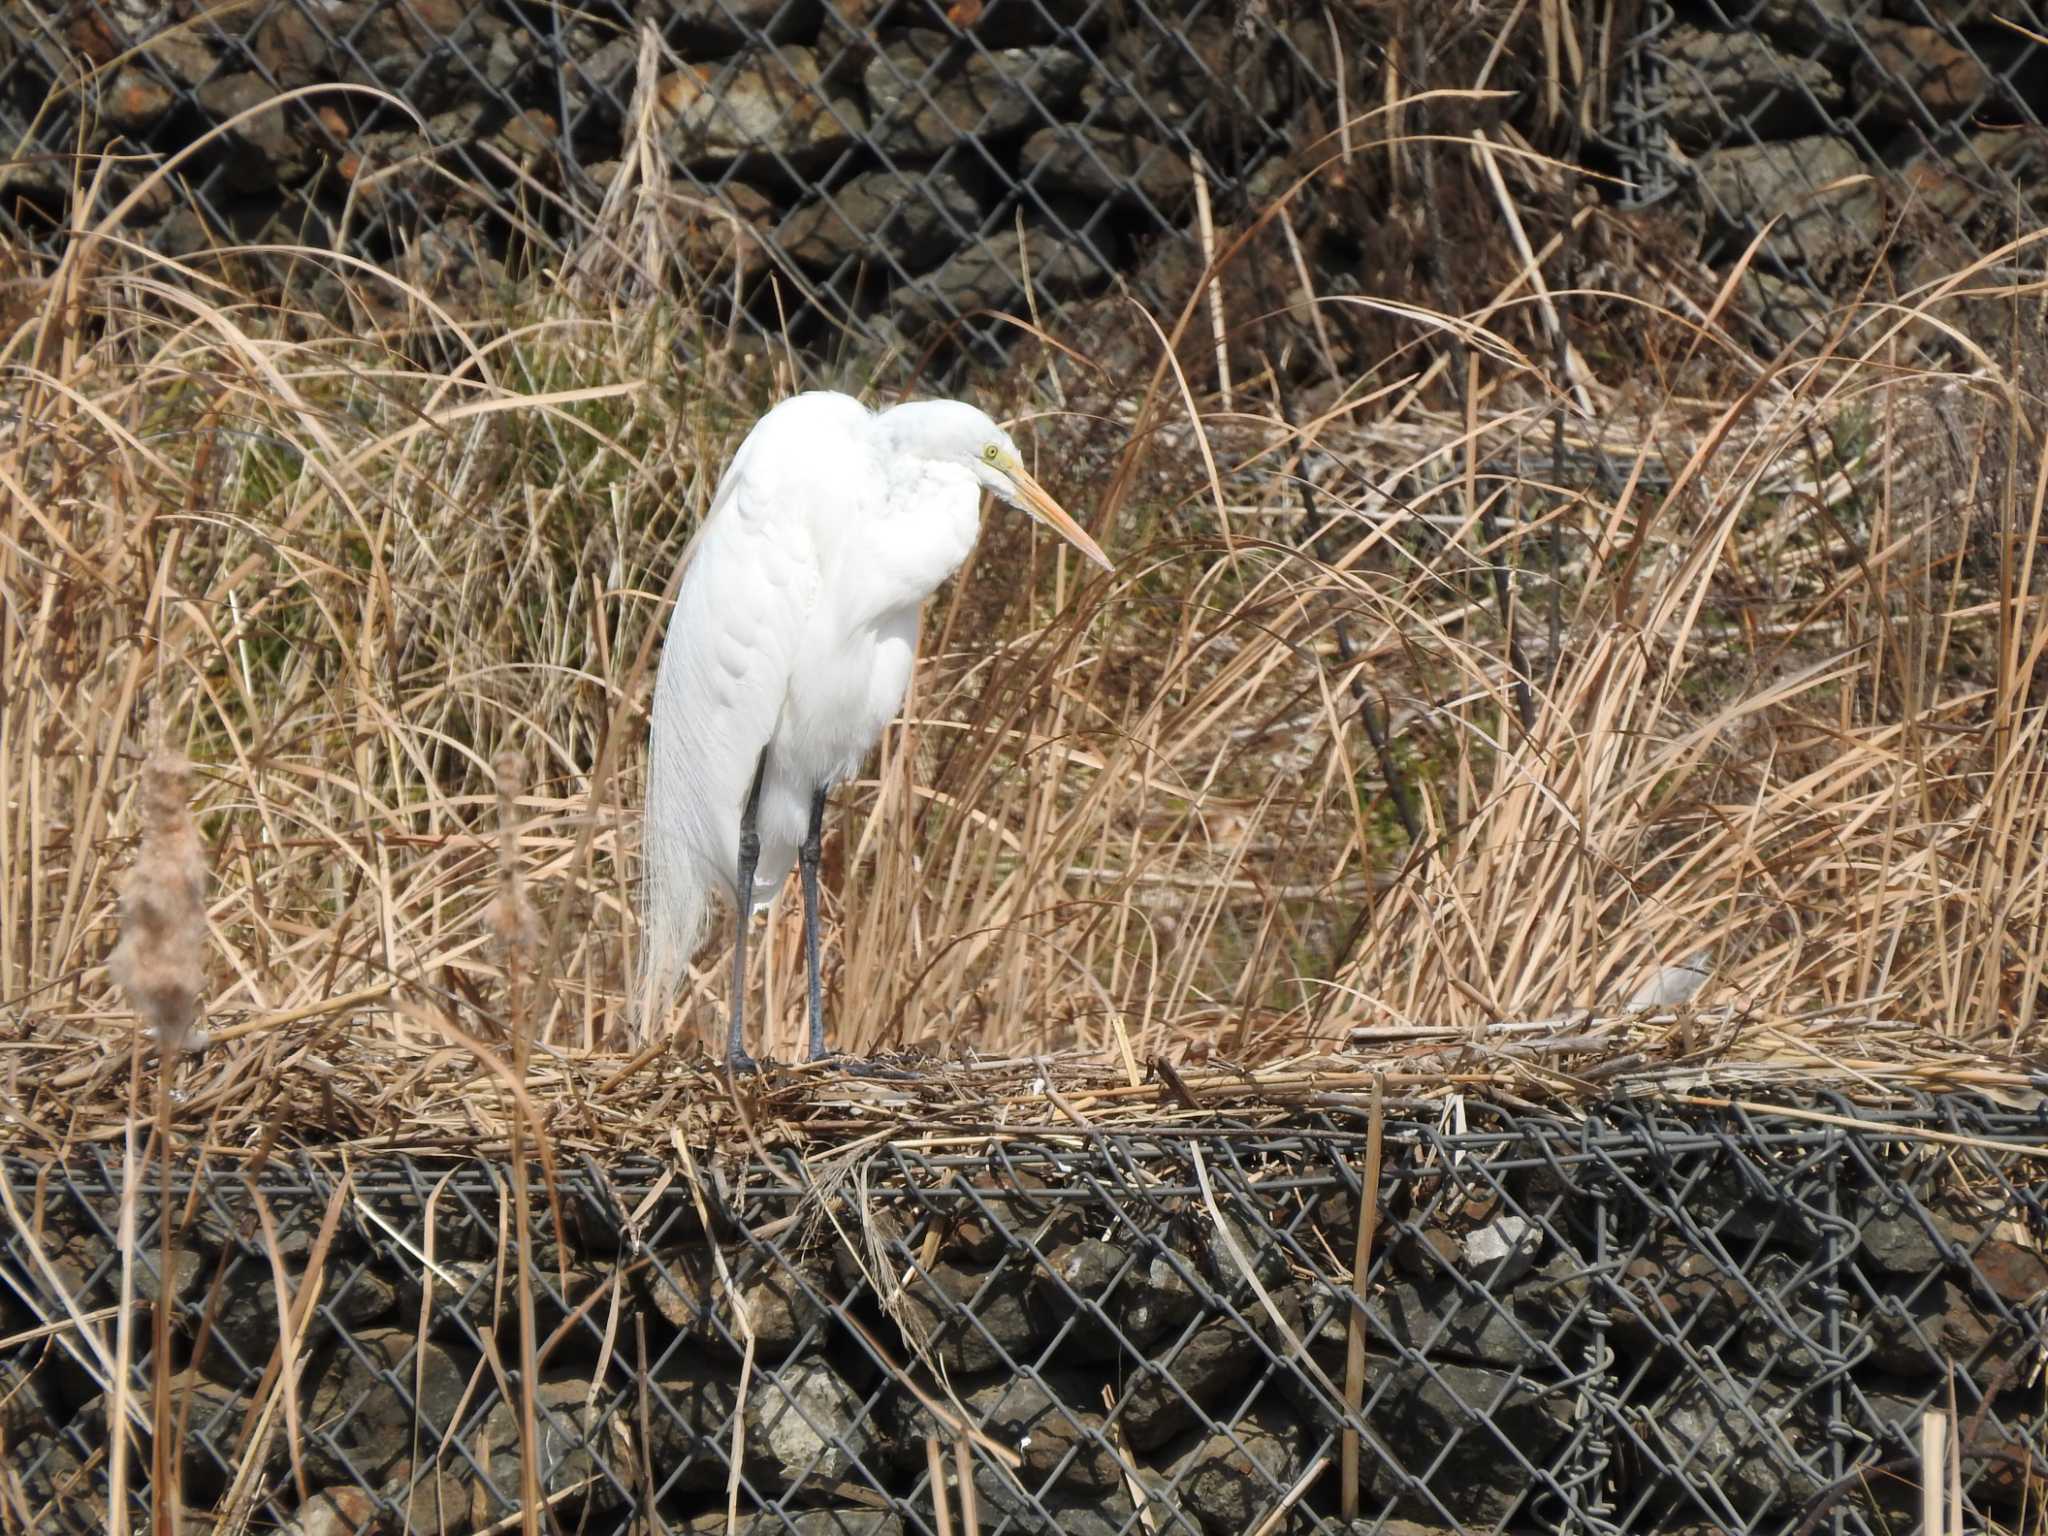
xmin=301 ymin=1327 xmax=472 ymax=1486
xmin=1166 ymin=1401 xmax=1307 ymax=1536
xmin=898 ymin=1256 xmax=1045 ymax=1373
xmin=747 ymin=1355 xmax=887 ymax=1491
xmin=1368 ymin=1359 xmax=1572 ymax=1526
xmin=866 ymin=36 xmax=1085 ymax=156
xmin=659 ymin=49 xmax=864 ymax=171
xmin=777 ymin=171 xmax=981 ymax=272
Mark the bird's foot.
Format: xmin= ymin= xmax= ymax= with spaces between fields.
xmin=723 ymin=1049 xmax=764 ymax=1077
xmin=805 ymin=1049 xmax=921 ymax=1081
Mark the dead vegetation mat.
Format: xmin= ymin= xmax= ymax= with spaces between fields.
xmin=2 ymin=1004 xmax=2042 ymax=1163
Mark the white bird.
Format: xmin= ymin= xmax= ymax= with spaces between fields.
xmin=637 ymin=390 xmax=1112 ymax=1066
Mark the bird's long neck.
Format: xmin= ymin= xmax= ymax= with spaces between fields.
xmin=843 ymin=457 xmax=981 ymax=626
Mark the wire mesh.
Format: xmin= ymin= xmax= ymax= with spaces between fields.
xmin=1 ymin=1093 xmax=2043 ymax=1534
xmin=6 ymin=3 xmax=2047 ymax=359
xmin=0 ymin=0 xmax=1366 ymax=357
xmin=1610 ymin=0 xmax=2048 ymax=333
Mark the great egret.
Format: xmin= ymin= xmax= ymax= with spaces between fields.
xmin=637 ymin=390 xmax=1112 ymax=1067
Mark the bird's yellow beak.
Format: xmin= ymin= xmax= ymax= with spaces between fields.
xmin=1004 ymin=461 xmax=1114 ymax=572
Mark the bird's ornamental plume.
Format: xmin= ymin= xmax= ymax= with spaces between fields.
xmin=109 ymin=741 xmax=209 ymax=1057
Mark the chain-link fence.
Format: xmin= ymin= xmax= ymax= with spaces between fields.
xmin=6 ymin=3 xmax=2047 ymax=360
xmin=0 ymin=0 xmax=1368 ymax=357
xmin=2 ymin=1093 xmax=2044 ymax=1534
xmin=1612 ymin=1 xmax=2048 ymax=341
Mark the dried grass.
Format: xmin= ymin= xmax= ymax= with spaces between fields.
xmin=1 ymin=116 xmax=2046 ymax=1165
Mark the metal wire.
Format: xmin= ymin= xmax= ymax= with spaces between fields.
xmin=0 ymin=1092 xmax=2042 ymax=1534
xmin=0 ymin=0 xmax=1359 ymax=359
xmin=1605 ymin=0 xmax=2048 ymax=324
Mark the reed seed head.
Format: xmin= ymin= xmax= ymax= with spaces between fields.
xmin=109 ymin=742 xmax=209 ymax=1058
xmin=489 ymin=748 xmax=540 ymax=968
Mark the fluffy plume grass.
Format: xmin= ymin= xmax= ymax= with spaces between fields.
xmin=108 ymin=735 xmax=209 ymax=1061
xmin=0 ymin=110 xmax=2043 ymax=1157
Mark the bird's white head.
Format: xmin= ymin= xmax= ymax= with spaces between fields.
xmin=878 ymin=400 xmax=1114 ymax=572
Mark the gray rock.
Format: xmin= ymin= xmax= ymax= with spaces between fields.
xmin=140 ymin=27 xmax=218 ymax=88
xmin=1041 ymin=1236 xmax=1129 ymax=1303
xmin=1855 ymin=17 xmax=1998 ymax=122
xmin=302 ymin=1327 xmax=472 ymax=1485
xmin=441 ymin=1375 xmax=628 ymax=1522
xmin=899 ymin=225 xmax=1110 ymax=330
xmin=899 ymin=1257 xmax=1044 ymax=1372
xmin=1844 ymin=1181 xmax=1991 ymax=1273
xmin=478 ymin=15 xmax=533 ymax=92
xmin=1459 ymin=1214 xmax=1542 ymax=1287
xmin=684 ymin=1513 xmax=905 ymax=1536
xmin=641 ymin=1356 xmax=743 ymax=1493
xmin=891 ymin=0 xmax=1102 ymax=45
xmin=134 ymin=1243 xmax=210 ymax=1314
xmin=661 ymin=0 xmax=824 ymax=54
xmin=1120 ymin=1246 xmax=1203 ymax=1344
xmin=0 ymin=157 xmax=65 ymax=207
xmin=202 ymin=1256 xmax=398 ymax=1383
xmin=1734 ymin=269 xmax=1828 ymax=346
xmin=197 ymin=73 xmax=322 ymax=192
xmin=565 ymin=32 xmax=643 ymax=121
xmin=81 ymin=1370 xmax=263 ymax=1503
xmin=1637 ymin=1375 xmax=1829 ymax=1519
xmin=1661 ymin=26 xmax=1842 ymax=149
xmin=1370 ymin=1360 xmax=1571 ymax=1525
xmin=948 ymin=1174 xmax=1085 ymax=1261
xmin=643 ymin=1243 xmax=832 ymax=1360
xmin=99 ymin=67 xmax=178 ymax=134
xmin=1392 ymin=1227 xmax=1463 ymax=1279
xmin=747 ymin=1354 xmax=885 ymax=1492
xmin=381 ymin=1456 xmax=491 ymax=1536
xmin=1731 ymin=1252 xmax=1840 ymax=1380
xmin=660 ymin=49 xmax=863 ymax=170
xmin=776 ymin=170 xmax=979 ymax=270
xmin=1079 ymin=16 xmax=1282 ymax=131
xmin=8 ymin=1430 xmax=88 ymax=1528
xmin=1117 ymin=1316 xmax=1259 ymax=1451
xmin=1168 ymin=1404 xmax=1306 ymax=1536
xmin=1022 ymin=126 xmax=1190 ymax=211
xmin=973 ymin=1460 xmax=1140 ymax=1536
xmin=279 ymin=1485 xmax=379 ymax=1536
xmin=1695 ymin=137 xmax=1881 ymax=271
xmin=1866 ymin=1274 xmax=2009 ymax=1375
xmin=1200 ymin=1209 xmax=1292 ymax=1304
xmin=967 ymin=1372 xmax=1122 ymax=1489
xmin=1366 ymin=1275 xmax=1555 ymax=1368
xmin=866 ymin=36 xmax=1084 ymax=155
xmin=394 ymin=1256 xmax=505 ymax=1338
xmin=1683 ymin=1164 xmax=1828 ymax=1254
xmin=253 ymin=0 xmax=471 ymax=100
xmin=1753 ymin=0 xmax=1861 ymax=61
xmin=1036 ymin=1235 xmax=1195 ymax=1357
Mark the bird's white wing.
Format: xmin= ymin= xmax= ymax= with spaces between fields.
xmin=637 ymin=393 xmax=878 ymax=1026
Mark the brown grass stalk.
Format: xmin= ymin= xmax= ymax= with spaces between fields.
xmin=0 ymin=106 xmax=2040 ymax=1174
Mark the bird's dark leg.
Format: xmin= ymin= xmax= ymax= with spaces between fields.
xmin=799 ymin=787 xmax=829 ymax=1062
xmin=726 ymin=749 xmax=769 ymax=1073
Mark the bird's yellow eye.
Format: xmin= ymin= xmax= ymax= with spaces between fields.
xmin=982 ymin=443 xmax=1001 ymax=463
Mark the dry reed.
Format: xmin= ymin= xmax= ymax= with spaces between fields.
xmin=0 ymin=104 xmax=2042 ymax=1167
